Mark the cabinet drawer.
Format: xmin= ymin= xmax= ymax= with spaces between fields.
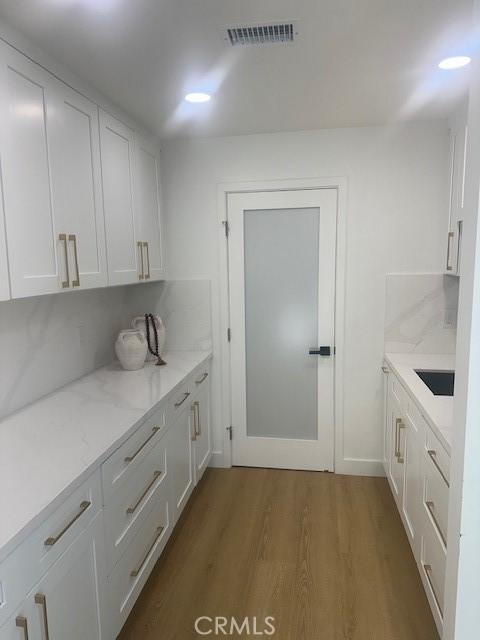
xmin=425 ymin=427 xmax=450 ymax=487
xmin=421 ymin=517 xmax=447 ymax=619
xmin=166 ymin=380 xmax=193 ymax=423
xmin=423 ymin=450 xmax=449 ymax=548
xmin=390 ymin=374 xmax=408 ymax=414
xmin=104 ymin=438 xmax=168 ymax=572
xmin=108 ymin=483 xmax=170 ymax=637
xmin=102 ymin=404 xmax=166 ymax=501
xmin=0 ymin=471 xmax=101 ymax=627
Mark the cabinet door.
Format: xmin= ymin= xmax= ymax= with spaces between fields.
xmin=48 ymin=83 xmax=107 ymax=290
xmin=31 ymin=513 xmax=105 ymax=640
xmin=134 ymin=135 xmax=165 ymax=281
xmin=388 ymin=386 xmax=405 ymax=506
xmin=402 ymin=417 xmax=421 ymax=553
xmin=0 ymin=44 xmax=60 ymax=298
xmin=382 ymin=366 xmax=390 ymax=473
xmin=0 ymin=600 xmax=40 ymax=640
xmin=193 ymin=380 xmax=211 ymax=483
xmin=99 ymin=110 xmax=138 ymax=285
xmin=169 ymin=405 xmax=195 ymax=522
xmin=0 ymin=183 xmax=10 ymax=301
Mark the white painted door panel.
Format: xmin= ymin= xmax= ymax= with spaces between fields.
xmin=388 ymin=383 xmax=405 ymax=505
xmin=99 ymin=110 xmax=138 ymax=285
xmin=228 ymin=189 xmax=337 ymax=471
xmin=0 ymin=181 xmax=10 ymax=301
xmin=48 ymin=83 xmax=107 ymax=290
xmin=135 ymin=135 xmax=165 ymax=281
xmin=169 ymin=405 xmax=195 ymax=522
xmin=0 ymin=44 xmax=60 ymax=298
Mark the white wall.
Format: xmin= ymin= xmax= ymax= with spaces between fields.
xmin=162 ymin=121 xmax=449 ymax=474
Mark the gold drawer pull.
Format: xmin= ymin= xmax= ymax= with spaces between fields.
xmin=68 ymin=234 xmax=80 ymax=287
xmin=124 ymin=426 xmax=160 ymax=463
xmin=143 ymin=242 xmax=150 ymax=280
xmin=424 ymin=563 xmax=443 ymax=616
xmin=427 ymin=450 xmax=450 ymax=487
xmin=130 ymin=526 xmax=164 ymax=577
xmin=191 ymin=403 xmax=197 ymax=441
xmin=44 ymin=500 xmax=91 ymax=547
xmin=195 ymin=372 xmax=208 ymax=385
xmin=126 ymin=471 xmax=162 ymax=514
xmin=381 ymin=366 xmax=390 ymax=374
xmin=59 ymin=234 xmax=70 ymax=289
xmin=194 ymin=400 xmax=201 ymax=437
xmin=34 ymin=594 xmax=50 ymax=640
xmin=16 ymin=616 xmax=29 ymax=640
xmin=395 ymin=418 xmax=405 ymax=463
xmin=174 ymin=392 xmax=190 ymax=408
xmin=446 ymin=231 xmax=454 ymax=271
xmin=426 ymin=501 xmax=447 ymax=547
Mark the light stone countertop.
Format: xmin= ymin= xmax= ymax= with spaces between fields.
xmin=0 ymin=350 xmax=212 ymax=562
xmin=384 ymin=352 xmax=455 ymax=454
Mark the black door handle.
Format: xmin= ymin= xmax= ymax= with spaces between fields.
xmin=309 ymin=346 xmax=332 ymax=356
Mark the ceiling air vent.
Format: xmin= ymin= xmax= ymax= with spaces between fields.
xmin=226 ymin=23 xmax=296 ymax=46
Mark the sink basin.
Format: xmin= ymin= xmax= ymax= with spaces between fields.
xmin=415 ymin=370 xmax=455 ymax=396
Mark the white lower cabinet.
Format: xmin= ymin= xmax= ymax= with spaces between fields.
xmin=383 ymin=361 xmax=450 ymax=635
xmin=0 ymin=512 xmax=105 ymax=640
xmin=0 ymin=361 xmax=212 ymax=640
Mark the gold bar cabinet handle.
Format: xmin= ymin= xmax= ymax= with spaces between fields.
xmin=395 ymin=419 xmax=405 ymax=463
xmin=124 ymin=426 xmax=160 ymax=463
xmin=427 ymin=450 xmax=450 ymax=487
xmin=44 ymin=500 xmax=91 ymax=546
xmin=34 ymin=594 xmax=50 ymax=640
xmin=381 ymin=366 xmax=390 ymax=374
xmin=423 ymin=564 xmax=443 ymax=615
xmin=137 ymin=241 xmax=145 ymax=280
xmin=15 ymin=616 xmax=29 ymax=640
xmin=194 ymin=400 xmax=201 ymax=437
xmin=59 ymin=233 xmax=70 ymax=289
xmin=195 ymin=372 xmax=208 ymax=385
xmin=426 ymin=501 xmax=447 ymax=547
xmin=175 ymin=392 xmax=190 ymax=408
xmin=68 ymin=234 xmax=80 ymax=287
xmin=446 ymin=231 xmax=454 ymax=271
xmin=126 ymin=471 xmax=162 ymax=514
xmin=191 ymin=404 xmax=197 ymax=441
xmin=143 ymin=242 xmax=150 ymax=280
xmin=394 ymin=418 xmax=401 ymax=459
xmin=130 ymin=526 xmax=164 ymax=577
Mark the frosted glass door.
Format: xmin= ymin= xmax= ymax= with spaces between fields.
xmin=228 ymin=189 xmax=337 ymax=471
xmin=245 ymin=208 xmax=319 ymax=440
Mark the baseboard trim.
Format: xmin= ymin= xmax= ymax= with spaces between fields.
xmin=335 ymin=458 xmax=386 ymax=477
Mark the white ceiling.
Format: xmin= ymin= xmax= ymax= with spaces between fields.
xmin=0 ymin=0 xmax=473 ymax=138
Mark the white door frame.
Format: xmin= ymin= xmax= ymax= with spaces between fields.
xmin=216 ymin=177 xmax=347 ymax=470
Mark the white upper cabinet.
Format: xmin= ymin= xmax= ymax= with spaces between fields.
xmin=99 ymin=110 xmax=139 ymax=286
xmin=445 ymin=98 xmax=468 ymax=276
xmin=0 ymin=44 xmax=60 ymax=298
xmin=0 ymin=184 xmax=10 ymax=301
xmin=134 ymin=135 xmax=165 ymax=281
xmin=48 ymin=83 xmax=107 ymax=291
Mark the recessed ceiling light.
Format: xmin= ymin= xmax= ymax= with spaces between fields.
xmin=438 ymin=56 xmax=472 ymax=70
xmin=185 ymin=92 xmax=211 ymax=103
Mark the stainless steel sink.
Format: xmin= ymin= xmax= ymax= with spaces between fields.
xmin=415 ymin=370 xmax=455 ymax=396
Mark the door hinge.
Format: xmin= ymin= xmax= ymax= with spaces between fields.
xmin=227 ymin=327 xmax=231 ymax=342
xmin=227 ymin=426 xmax=233 ymax=440
xmin=222 ymin=220 xmax=230 ymax=238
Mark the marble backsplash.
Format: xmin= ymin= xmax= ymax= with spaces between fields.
xmin=384 ymin=273 xmax=459 ymax=354
xmin=0 ymin=280 xmax=211 ymax=420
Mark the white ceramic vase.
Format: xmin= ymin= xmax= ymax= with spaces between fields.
xmin=115 ymin=330 xmax=148 ymax=371
xmin=131 ymin=315 xmax=166 ymax=362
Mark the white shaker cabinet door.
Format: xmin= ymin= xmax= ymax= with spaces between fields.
xmin=48 ymin=83 xmax=107 ymax=291
xmin=99 ymin=110 xmax=139 ymax=285
xmin=0 ymin=44 xmax=61 ymax=298
xmin=134 ymin=135 xmax=165 ymax=281
xmin=169 ymin=405 xmax=195 ymax=523
xmin=0 ymin=182 xmax=10 ymax=301
xmin=30 ymin=513 xmax=105 ymax=640
xmin=193 ymin=378 xmax=212 ymax=484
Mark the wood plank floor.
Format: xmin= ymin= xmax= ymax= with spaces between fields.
xmin=118 ymin=468 xmax=439 ymax=640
